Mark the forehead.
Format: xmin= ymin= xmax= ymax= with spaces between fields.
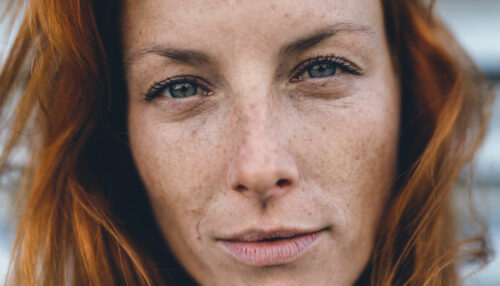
xmin=121 ymin=0 xmax=384 ymax=56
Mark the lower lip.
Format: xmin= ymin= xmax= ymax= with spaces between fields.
xmin=219 ymin=230 xmax=323 ymax=266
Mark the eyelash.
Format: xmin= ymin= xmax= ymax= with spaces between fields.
xmin=290 ymin=55 xmax=362 ymax=82
xmin=143 ymin=55 xmax=361 ymax=101
xmin=143 ymin=76 xmax=212 ymax=102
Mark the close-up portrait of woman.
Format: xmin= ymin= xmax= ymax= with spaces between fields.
xmin=0 ymin=0 xmax=495 ymax=285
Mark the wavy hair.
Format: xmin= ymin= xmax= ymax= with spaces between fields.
xmin=0 ymin=0 xmax=493 ymax=285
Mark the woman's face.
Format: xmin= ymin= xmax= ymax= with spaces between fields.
xmin=122 ymin=0 xmax=399 ymax=285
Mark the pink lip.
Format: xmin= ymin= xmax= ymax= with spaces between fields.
xmin=219 ymin=229 xmax=324 ymax=266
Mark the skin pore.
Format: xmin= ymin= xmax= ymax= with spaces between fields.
xmin=122 ymin=0 xmax=400 ymax=285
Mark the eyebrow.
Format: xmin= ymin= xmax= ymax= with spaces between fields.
xmin=123 ymin=22 xmax=375 ymax=69
xmin=123 ymin=47 xmax=212 ymax=68
xmin=280 ymin=23 xmax=374 ymax=55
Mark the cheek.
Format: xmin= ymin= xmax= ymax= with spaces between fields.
xmin=298 ymin=87 xmax=399 ymax=236
xmin=128 ymin=108 xmax=220 ymax=242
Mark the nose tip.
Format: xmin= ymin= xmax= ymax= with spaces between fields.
xmin=226 ymin=95 xmax=299 ymax=204
xmin=228 ymin=142 xmax=299 ymax=203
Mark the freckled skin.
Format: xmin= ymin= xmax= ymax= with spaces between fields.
xmin=122 ymin=0 xmax=400 ymax=285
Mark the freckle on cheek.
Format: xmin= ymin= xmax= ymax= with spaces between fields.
xmin=190 ymin=207 xmax=202 ymax=217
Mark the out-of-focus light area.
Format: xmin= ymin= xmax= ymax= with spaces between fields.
xmin=436 ymin=0 xmax=500 ymax=77
xmin=434 ymin=0 xmax=500 ymax=285
xmin=0 ymin=0 xmax=499 ymax=284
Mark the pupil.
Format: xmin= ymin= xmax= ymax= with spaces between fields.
xmin=308 ymin=63 xmax=336 ymax=78
xmin=170 ymin=82 xmax=197 ymax=98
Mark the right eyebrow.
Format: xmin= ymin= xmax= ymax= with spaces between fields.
xmin=123 ymin=47 xmax=213 ymax=69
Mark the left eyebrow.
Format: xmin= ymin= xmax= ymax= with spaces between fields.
xmin=279 ymin=22 xmax=375 ymax=56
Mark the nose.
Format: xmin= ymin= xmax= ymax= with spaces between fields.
xmin=227 ymin=99 xmax=299 ymax=204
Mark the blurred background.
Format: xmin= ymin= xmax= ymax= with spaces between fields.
xmin=0 ymin=0 xmax=499 ymax=284
xmin=435 ymin=0 xmax=500 ymax=285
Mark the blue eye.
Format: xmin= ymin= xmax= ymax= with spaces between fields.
xmin=169 ymin=82 xmax=198 ymax=98
xmin=292 ymin=55 xmax=361 ymax=82
xmin=308 ymin=62 xmax=337 ymax=78
xmin=144 ymin=76 xmax=211 ymax=101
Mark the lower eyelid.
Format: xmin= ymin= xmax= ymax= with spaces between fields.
xmin=292 ymin=66 xmax=348 ymax=82
xmin=295 ymin=70 xmax=353 ymax=84
xmin=297 ymin=77 xmax=335 ymax=89
xmin=293 ymin=73 xmax=355 ymax=92
xmin=291 ymin=80 xmax=354 ymax=101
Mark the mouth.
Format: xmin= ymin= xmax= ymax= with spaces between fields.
xmin=218 ymin=228 xmax=327 ymax=266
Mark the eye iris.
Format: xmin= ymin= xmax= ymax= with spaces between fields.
xmin=308 ymin=63 xmax=337 ymax=78
xmin=169 ymin=82 xmax=198 ymax=98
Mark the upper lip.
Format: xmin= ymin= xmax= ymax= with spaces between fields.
xmin=219 ymin=228 xmax=327 ymax=242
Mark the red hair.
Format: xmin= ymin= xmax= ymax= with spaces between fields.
xmin=0 ymin=0 xmax=493 ymax=285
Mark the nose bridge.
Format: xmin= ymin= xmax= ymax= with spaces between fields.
xmin=239 ymin=99 xmax=279 ymax=170
xmin=227 ymin=84 xmax=298 ymax=203
xmin=228 ymin=60 xmax=281 ymax=169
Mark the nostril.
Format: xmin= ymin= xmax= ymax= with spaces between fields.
xmin=276 ymin=179 xmax=291 ymax=188
xmin=235 ymin=184 xmax=247 ymax=192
